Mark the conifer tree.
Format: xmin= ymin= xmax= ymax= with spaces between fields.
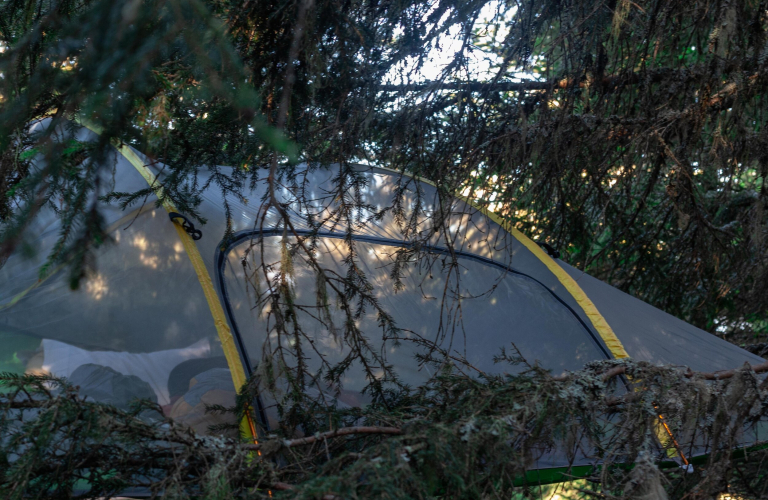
xmin=2 ymin=0 xmax=767 ymax=338
xmin=1 ymin=0 xmax=768 ymax=498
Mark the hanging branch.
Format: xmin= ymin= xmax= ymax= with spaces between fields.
xmin=376 ymin=64 xmax=757 ymax=93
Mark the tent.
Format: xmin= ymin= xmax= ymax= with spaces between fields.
xmin=1 ymin=121 xmax=765 ymax=479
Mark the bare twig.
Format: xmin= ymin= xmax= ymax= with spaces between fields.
xmin=243 ymin=426 xmax=403 ymax=452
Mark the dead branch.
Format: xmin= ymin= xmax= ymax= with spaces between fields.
xmin=242 ymin=426 xmax=404 ymax=452
xmin=688 ymin=360 xmax=768 ymax=380
xmin=552 ymin=360 xmax=768 ymax=383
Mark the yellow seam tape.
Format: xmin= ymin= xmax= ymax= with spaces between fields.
xmin=112 ymin=141 xmax=258 ymax=442
xmin=77 ymin=119 xmax=256 ymax=440
xmin=372 ymin=166 xmax=689 ymax=460
xmin=371 ymin=165 xmax=629 ymax=359
xmin=388 ymin=168 xmax=686 ymax=459
xmin=468 ymin=208 xmax=629 ymax=359
xmin=501 ymin=224 xmax=629 ymax=359
xmin=110 ymin=141 xmax=250 ymax=388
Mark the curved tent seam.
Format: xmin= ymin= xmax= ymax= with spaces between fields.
xmin=372 ymin=166 xmax=683 ymax=461
xmin=368 ymin=164 xmax=630 ymax=360
xmin=366 ymin=166 xmax=687 ymax=459
xmin=215 ymin=228 xmax=617 ymax=375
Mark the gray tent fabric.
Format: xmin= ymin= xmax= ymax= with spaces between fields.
xmin=190 ymin=164 xmax=618 ymax=362
xmin=557 ymin=260 xmax=766 ymax=372
xmin=1 ymin=121 xmax=765 ymax=461
xmin=221 ymin=235 xmax=609 ymax=392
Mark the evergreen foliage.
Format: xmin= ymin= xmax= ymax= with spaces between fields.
xmin=2 ymin=359 xmax=768 ymax=499
xmin=1 ymin=0 xmax=766 ymax=338
xmin=2 ymin=0 xmax=768 ymax=497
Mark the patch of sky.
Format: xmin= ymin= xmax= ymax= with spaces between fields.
xmin=382 ymin=1 xmax=534 ymax=86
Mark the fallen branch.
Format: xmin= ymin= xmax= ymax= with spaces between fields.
xmin=243 ymin=426 xmax=404 ymax=452
xmin=552 ymin=360 xmax=768 ymax=383
xmin=688 ymin=360 xmax=768 ymax=380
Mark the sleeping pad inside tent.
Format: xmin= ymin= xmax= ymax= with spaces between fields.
xmin=1 ymin=121 xmax=766 ymax=485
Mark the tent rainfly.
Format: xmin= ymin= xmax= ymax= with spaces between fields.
xmin=1 ymin=122 xmax=765 ymax=479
